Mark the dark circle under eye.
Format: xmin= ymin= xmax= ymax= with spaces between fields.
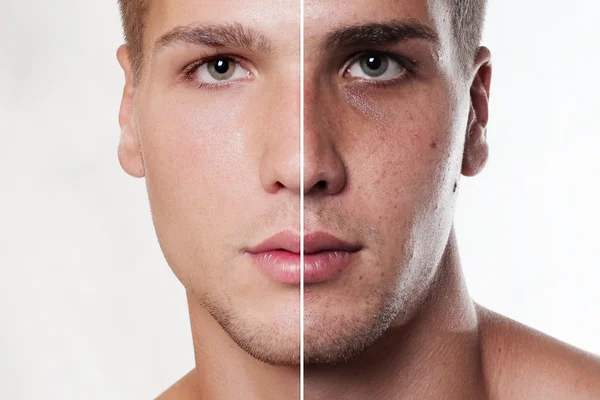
xmin=208 ymin=58 xmax=236 ymax=80
xmin=359 ymin=54 xmax=389 ymax=77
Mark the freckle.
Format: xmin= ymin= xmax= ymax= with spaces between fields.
xmin=430 ymin=142 xmax=437 ymax=149
xmin=359 ymin=275 xmax=363 ymax=281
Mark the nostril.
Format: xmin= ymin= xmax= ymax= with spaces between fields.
xmin=316 ymin=180 xmax=327 ymax=190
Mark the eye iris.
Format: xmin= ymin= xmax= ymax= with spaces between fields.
xmin=208 ymin=58 xmax=236 ymax=80
xmin=359 ymin=54 xmax=389 ymax=77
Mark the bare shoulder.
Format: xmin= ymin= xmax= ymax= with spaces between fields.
xmin=475 ymin=304 xmax=600 ymax=400
xmin=155 ymin=369 xmax=201 ymax=400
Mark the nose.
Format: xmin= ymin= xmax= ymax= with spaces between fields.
xmin=259 ymin=71 xmax=347 ymax=196
xmin=302 ymin=83 xmax=346 ymax=196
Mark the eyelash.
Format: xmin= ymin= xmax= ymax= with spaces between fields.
xmin=343 ymin=51 xmax=417 ymax=88
xmin=180 ymin=54 xmax=252 ymax=90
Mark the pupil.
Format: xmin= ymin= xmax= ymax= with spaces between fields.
xmin=214 ymin=59 xmax=229 ymax=74
xmin=366 ymin=56 xmax=382 ymax=70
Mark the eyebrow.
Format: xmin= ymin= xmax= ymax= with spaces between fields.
xmin=323 ymin=19 xmax=440 ymax=51
xmin=152 ymin=22 xmax=273 ymax=55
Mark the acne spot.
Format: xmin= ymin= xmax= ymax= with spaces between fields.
xmin=374 ymin=168 xmax=386 ymax=185
xmin=430 ymin=141 xmax=437 ymax=149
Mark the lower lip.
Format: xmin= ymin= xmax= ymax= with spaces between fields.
xmin=248 ymin=250 xmax=356 ymax=284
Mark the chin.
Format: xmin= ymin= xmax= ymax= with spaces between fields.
xmin=232 ymin=328 xmax=301 ymax=366
xmin=208 ymin=298 xmax=301 ymax=366
xmin=302 ymin=296 xmax=400 ymax=365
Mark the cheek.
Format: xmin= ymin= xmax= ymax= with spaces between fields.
xmin=134 ymin=92 xmax=262 ymax=281
xmin=340 ymin=86 xmax=392 ymax=124
xmin=138 ymin=92 xmax=255 ymax=204
xmin=338 ymin=82 xmax=464 ymax=221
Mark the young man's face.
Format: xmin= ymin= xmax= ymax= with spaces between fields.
xmin=303 ymin=0 xmax=480 ymax=363
xmin=121 ymin=0 xmax=302 ymax=364
xmin=119 ymin=0 xmax=487 ymax=366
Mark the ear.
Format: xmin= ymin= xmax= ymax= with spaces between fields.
xmin=461 ymin=46 xmax=492 ymax=177
xmin=117 ymin=44 xmax=145 ymax=178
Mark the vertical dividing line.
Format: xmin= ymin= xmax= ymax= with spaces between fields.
xmin=299 ymin=0 xmax=305 ymax=395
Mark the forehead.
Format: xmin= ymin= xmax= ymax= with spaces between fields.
xmin=145 ymin=0 xmax=300 ymax=53
xmin=305 ymin=0 xmax=452 ymax=48
xmin=306 ymin=0 xmax=432 ymax=22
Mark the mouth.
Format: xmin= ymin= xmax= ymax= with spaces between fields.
xmin=246 ymin=230 xmax=361 ymax=284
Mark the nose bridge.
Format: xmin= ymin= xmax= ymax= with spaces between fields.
xmin=303 ymin=84 xmax=326 ymax=178
xmin=258 ymin=71 xmax=301 ymax=194
xmin=303 ymin=78 xmax=346 ymax=195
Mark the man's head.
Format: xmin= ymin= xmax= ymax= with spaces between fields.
xmin=116 ymin=0 xmax=490 ymax=367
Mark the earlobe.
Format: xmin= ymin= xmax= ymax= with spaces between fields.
xmin=118 ymin=123 xmax=145 ymax=178
xmin=461 ymin=107 xmax=489 ymax=177
xmin=461 ymin=47 xmax=492 ymax=177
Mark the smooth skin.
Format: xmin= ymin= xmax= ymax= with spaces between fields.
xmin=118 ymin=0 xmax=301 ymax=398
xmin=117 ymin=0 xmax=600 ymax=398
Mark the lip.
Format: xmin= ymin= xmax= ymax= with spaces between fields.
xmin=246 ymin=231 xmax=361 ymax=284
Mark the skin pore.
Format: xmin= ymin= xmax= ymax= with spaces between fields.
xmin=117 ymin=0 xmax=600 ymax=398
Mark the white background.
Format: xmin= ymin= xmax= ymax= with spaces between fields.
xmin=0 ymin=0 xmax=598 ymax=398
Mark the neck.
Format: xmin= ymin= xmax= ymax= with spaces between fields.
xmin=305 ymin=227 xmax=488 ymax=399
xmin=186 ymin=293 xmax=300 ymax=399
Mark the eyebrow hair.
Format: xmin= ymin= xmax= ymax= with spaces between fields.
xmin=152 ymin=22 xmax=273 ymax=55
xmin=323 ymin=19 xmax=440 ymax=51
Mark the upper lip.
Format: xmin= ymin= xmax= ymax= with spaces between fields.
xmin=247 ymin=231 xmax=361 ymax=255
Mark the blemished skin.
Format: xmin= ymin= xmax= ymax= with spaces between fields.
xmin=117 ymin=0 xmax=600 ymax=399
